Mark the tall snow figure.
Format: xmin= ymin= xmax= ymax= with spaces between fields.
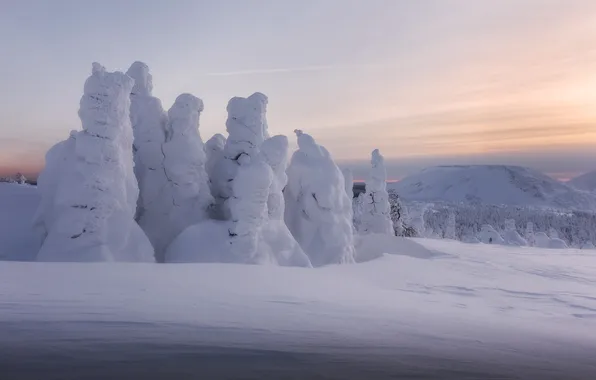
xmin=284 ymin=130 xmax=355 ymax=266
xmin=37 ymin=63 xmax=154 ymax=262
xmin=259 ymin=135 xmax=312 ymax=267
xmin=125 ymin=62 xmax=169 ymax=222
xmin=212 ymin=93 xmax=269 ymax=219
xmin=141 ymin=93 xmax=213 ymax=262
xmin=358 ymin=149 xmax=394 ymax=235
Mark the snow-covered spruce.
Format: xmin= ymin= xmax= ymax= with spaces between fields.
xmin=503 ymin=219 xmax=527 ymax=246
xmin=36 ymin=63 xmax=153 ymax=262
xmin=259 ymin=135 xmax=311 ymax=267
xmin=212 ymin=93 xmax=269 ymax=219
xmin=140 ymin=93 xmax=213 ymax=262
xmin=444 ymin=212 xmax=456 ymax=240
xmin=357 ymin=150 xmax=394 ymax=235
xmin=525 ymin=222 xmax=535 ymax=246
xmin=284 ymin=130 xmax=355 ymax=266
xmin=205 ymin=133 xmax=226 ymax=206
xmin=125 ymin=62 xmax=169 ymax=222
xmin=478 ymin=224 xmax=505 ymax=245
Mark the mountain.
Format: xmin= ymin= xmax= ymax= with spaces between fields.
xmin=567 ymin=170 xmax=596 ymax=193
xmin=389 ymin=165 xmax=596 ymax=211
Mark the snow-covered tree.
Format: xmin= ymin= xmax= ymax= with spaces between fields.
xmin=444 ymin=212 xmax=456 ymax=240
xmin=139 ymin=93 xmax=213 ymax=261
xmin=503 ymin=219 xmax=527 ymax=246
xmin=357 ymin=149 xmax=394 ymax=236
xmin=212 ymin=93 xmax=269 ymax=219
xmin=478 ymin=224 xmax=505 ymax=245
xmin=284 ymin=130 xmax=355 ymax=266
xmin=205 ymin=133 xmax=226 ymax=204
xmin=525 ymin=222 xmax=535 ymax=246
xmin=36 ymin=63 xmax=153 ymax=262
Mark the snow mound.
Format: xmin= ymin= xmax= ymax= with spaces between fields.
xmin=355 ymin=234 xmax=440 ymax=262
xmin=391 ymin=165 xmax=596 ymax=211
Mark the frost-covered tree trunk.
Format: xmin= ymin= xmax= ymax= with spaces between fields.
xmin=36 ymin=63 xmax=153 ymax=262
xmin=125 ymin=62 xmax=169 ymax=223
xmin=212 ymin=93 xmax=269 ymax=219
xmin=444 ymin=212 xmax=456 ymax=239
xmin=284 ymin=130 xmax=355 ymax=266
xmin=140 ymin=93 xmax=213 ymax=262
xmin=358 ymin=149 xmax=394 ymax=236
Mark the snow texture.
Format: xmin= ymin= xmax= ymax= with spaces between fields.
xmin=35 ymin=63 xmax=154 ymax=262
xmin=284 ymin=130 xmax=355 ymax=266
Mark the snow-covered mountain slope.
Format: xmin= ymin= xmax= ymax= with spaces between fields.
xmin=568 ymin=170 xmax=596 ymax=193
xmin=390 ymin=165 xmax=596 ymax=211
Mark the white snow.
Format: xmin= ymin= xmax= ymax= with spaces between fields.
xmin=34 ymin=63 xmax=153 ymax=263
xmin=2 ymin=238 xmax=596 ymax=377
xmin=284 ymin=130 xmax=355 ymax=266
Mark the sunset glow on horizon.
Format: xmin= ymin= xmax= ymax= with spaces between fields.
xmin=1 ymin=0 xmax=595 ymax=180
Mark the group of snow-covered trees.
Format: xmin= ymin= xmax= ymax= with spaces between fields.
xmin=395 ymin=200 xmax=596 ymax=249
xmin=33 ymin=62 xmax=399 ymax=265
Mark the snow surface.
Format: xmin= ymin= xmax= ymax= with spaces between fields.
xmin=391 ymin=165 xmax=596 ymax=211
xmin=2 ymin=239 xmax=596 ymax=378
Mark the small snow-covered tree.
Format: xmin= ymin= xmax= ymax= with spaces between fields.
xmin=444 ymin=212 xmax=456 ymax=240
xmin=139 ymin=93 xmax=213 ymax=261
xmin=503 ymin=219 xmax=527 ymax=246
xmin=212 ymin=93 xmax=269 ymax=219
xmin=358 ymin=149 xmax=394 ymax=236
xmin=36 ymin=63 xmax=153 ymax=262
xmin=284 ymin=130 xmax=355 ymax=266
xmin=525 ymin=222 xmax=535 ymax=246
xmin=478 ymin=224 xmax=504 ymax=245
xmin=125 ymin=61 xmax=169 ymax=222
xmin=205 ymin=133 xmax=226 ymax=203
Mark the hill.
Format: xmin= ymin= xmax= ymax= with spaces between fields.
xmin=567 ymin=170 xmax=596 ymax=193
xmin=389 ymin=165 xmax=596 ymax=211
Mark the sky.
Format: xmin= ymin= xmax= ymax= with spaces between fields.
xmin=1 ymin=0 xmax=596 ymax=181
